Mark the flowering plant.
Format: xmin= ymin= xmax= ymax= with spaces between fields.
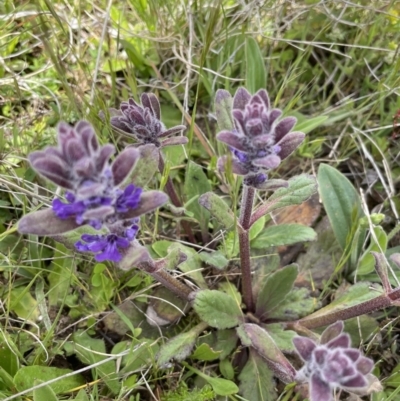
xmin=17 ymin=88 xmax=398 ymax=401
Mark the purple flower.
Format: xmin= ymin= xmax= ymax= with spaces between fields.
xmin=216 ymin=88 xmax=305 ymax=188
xmin=293 ymin=321 xmax=375 ymax=401
xmin=115 ymin=184 xmax=143 ymax=213
xmin=107 ymin=93 xmax=188 ymax=148
xmin=75 ymin=220 xmax=139 ymax=262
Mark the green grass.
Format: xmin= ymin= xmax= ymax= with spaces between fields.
xmin=1 ymin=0 xmax=400 ymax=400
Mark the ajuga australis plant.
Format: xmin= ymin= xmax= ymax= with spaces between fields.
xmin=19 ymin=86 xmax=400 ymax=401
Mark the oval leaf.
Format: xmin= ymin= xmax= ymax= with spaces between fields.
xmin=256 ymin=264 xmax=298 ymax=318
xmin=318 ymin=163 xmax=363 ymax=250
xmin=251 ymin=174 xmax=318 ymax=226
xmin=193 ymin=290 xmax=243 ymax=329
xmin=251 ymin=224 xmax=316 ymax=249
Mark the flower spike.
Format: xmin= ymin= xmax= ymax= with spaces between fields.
xmin=215 ymin=87 xmax=305 ymax=188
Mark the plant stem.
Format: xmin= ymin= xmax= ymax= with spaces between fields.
xmin=288 ymin=286 xmax=400 ymax=330
xmin=158 ymin=153 xmax=196 ymax=243
xmin=239 ymin=185 xmax=256 ymax=312
xmin=151 ymin=269 xmax=194 ymax=301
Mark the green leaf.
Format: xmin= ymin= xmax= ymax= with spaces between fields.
xmin=157 ymin=324 xmax=204 ymax=366
xmin=191 ymin=343 xmax=221 ymax=361
xmin=264 ymin=323 xmax=296 ymax=353
xmin=295 ymin=115 xmax=329 ymax=134
xmin=198 ymin=250 xmax=229 ymax=270
xmin=48 ymin=243 xmax=73 ymax=307
xmin=251 ymin=175 xmax=318 ymax=225
xmin=239 ymin=349 xmax=278 ymax=401
xmin=214 ymin=329 xmax=238 ymax=360
xmin=184 ymin=161 xmax=211 ymax=234
xmin=302 ymin=282 xmax=383 ymax=321
xmin=33 ymin=383 xmax=58 ymax=401
xmin=14 ymin=366 xmax=84 ymax=395
xmin=132 ymin=144 xmax=160 ymax=187
xmin=318 ymin=163 xmax=363 ymax=250
xmin=219 ymin=281 xmax=242 ymax=306
xmin=73 ymin=389 xmax=90 ymax=401
xmin=193 ymin=290 xmax=243 ymax=329
xmin=236 ymin=324 xmax=296 ymax=383
xmin=357 ymin=226 xmax=388 ymax=275
xmin=256 ymin=264 xmax=298 ymax=318
xmin=198 ymin=192 xmax=235 ymax=229
xmin=215 ymin=89 xmax=234 ymax=132
xmin=245 ymin=37 xmax=266 ymax=93
xmin=249 ymin=216 xmax=266 ymax=240
xmin=251 ymin=224 xmax=316 ymax=249
xmin=70 ymin=331 xmax=120 ymax=394
xmin=219 ymin=359 xmax=235 ymax=380
xmin=0 ymin=333 xmax=19 ymax=377
xmin=9 ymin=286 xmax=39 ymax=321
xmin=268 ymin=287 xmax=316 ymax=320
xmin=207 ymin=377 xmax=238 ymax=396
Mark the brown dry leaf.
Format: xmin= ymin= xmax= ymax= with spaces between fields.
xmin=272 ymin=192 xmax=321 ymax=226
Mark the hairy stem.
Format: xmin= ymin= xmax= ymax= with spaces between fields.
xmin=239 ymin=185 xmax=256 ymax=312
xmin=151 ymin=269 xmax=194 ymax=301
xmin=288 ymin=286 xmax=400 ymax=330
xmin=158 ymin=153 xmax=196 ymax=243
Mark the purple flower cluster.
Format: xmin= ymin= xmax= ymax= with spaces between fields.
xmin=293 ymin=321 xmax=374 ymax=401
xmin=19 ymin=120 xmax=168 ymax=262
xmin=216 ymin=87 xmax=305 ymax=187
xmin=107 ymin=93 xmax=188 ymax=148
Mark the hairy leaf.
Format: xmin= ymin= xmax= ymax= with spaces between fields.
xmin=251 ymin=174 xmax=318 ymax=226
xmin=198 ymin=192 xmax=235 ymax=229
xmin=251 ymin=224 xmax=316 ymax=249
xmin=256 ymin=264 xmax=298 ymax=319
xmin=193 ymin=290 xmax=243 ymax=329
xmin=239 ymin=349 xmax=277 ymax=401
xmin=236 ymin=323 xmax=296 ymax=383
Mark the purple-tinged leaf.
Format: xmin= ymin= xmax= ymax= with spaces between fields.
xmin=269 ymin=109 xmax=282 ymax=124
xmin=161 ymin=136 xmax=188 ymax=147
xmin=327 ymin=333 xmax=350 ymax=349
xmin=158 ymin=125 xmax=186 ymax=138
xmin=120 ymin=191 xmax=168 ymax=219
xmin=255 ymin=89 xmax=270 ymax=109
xmin=343 ymin=348 xmax=361 ymax=362
xmin=96 ymin=144 xmax=116 ymax=172
xmin=216 ymin=131 xmax=246 ymax=151
xmin=310 ymin=373 xmax=332 ymax=401
xmin=275 ymin=117 xmax=297 ymax=142
xmin=82 ymin=205 xmax=114 ymax=221
xmin=233 ymin=87 xmax=251 ymax=110
xmin=237 ymin=323 xmax=296 ymax=383
xmin=356 ymin=357 xmax=374 ymax=375
xmin=31 ymin=158 xmax=73 ymax=189
xmin=109 ymin=116 xmax=133 ymax=134
xmin=118 ymin=242 xmax=152 ymax=271
xmin=217 ymin=156 xmax=249 ymax=175
xmin=147 ymin=93 xmax=161 ymax=120
xmin=254 ymin=178 xmax=288 ymax=191
xmin=65 ymin=139 xmax=86 ymax=162
xmin=252 ymin=154 xmax=281 ymax=169
xmin=341 ymin=374 xmax=368 ymax=389
xmin=18 ymin=209 xmax=80 ymax=235
xmin=293 ymin=337 xmax=316 ymax=362
xmin=320 ymin=321 xmax=344 ymax=344
xmin=111 ymin=147 xmax=140 ymax=186
xmin=276 ymin=131 xmax=305 ymax=159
